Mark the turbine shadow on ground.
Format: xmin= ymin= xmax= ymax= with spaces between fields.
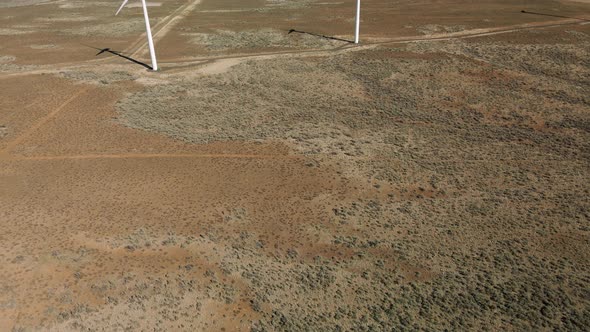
xmin=521 ymin=10 xmax=590 ymax=22
xmin=287 ymin=29 xmax=354 ymax=43
xmin=104 ymin=49 xmax=153 ymax=70
xmin=82 ymin=44 xmax=153 ymax=70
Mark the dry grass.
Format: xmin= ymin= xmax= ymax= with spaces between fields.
xmin=111 ymin=30 xmax=590 ymax=329
xmin=188 ymin=29 xmax=345 ymax=51
xmin=59 ymin=19 xmax=150 ymax=37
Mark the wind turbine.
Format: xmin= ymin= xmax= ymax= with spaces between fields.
xmin=116 ymin=0 xmax=158 ymax=71
xmin=354 ymin=0 xmax=360 ymax=44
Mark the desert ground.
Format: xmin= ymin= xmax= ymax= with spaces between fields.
xmin=1 ymin=0 xmax=589 ymax=330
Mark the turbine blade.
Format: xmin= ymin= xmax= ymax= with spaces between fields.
xmin=115 ymin=0 xmax=129 ymax=15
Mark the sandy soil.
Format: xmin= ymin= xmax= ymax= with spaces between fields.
xmin=1 ymin=0 xmax=589 ymax=331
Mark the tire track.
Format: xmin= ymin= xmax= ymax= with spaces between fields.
xmin=0 ymin=88 xmax=89 ymax=156
xmin=9 ymin=153 xmax=302 ymax=161
xmin=126 ymin=0 xmax=202 ymax=58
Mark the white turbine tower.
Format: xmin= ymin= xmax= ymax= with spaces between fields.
xmin=116 ymin=0 xmax=158 ymax=71
xmin=354 ymin=0 xmax=361 ymax=44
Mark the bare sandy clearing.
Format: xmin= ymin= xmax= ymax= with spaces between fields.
xmin=58 ymin=1 xmax=120 ymax=9
xmin=0 ymin=28 xmax=34 ymax=35
xmin=29 ymin=44 xmax=59 ymax=49
xmin=196 ymin=57 xmax=242 ymax=74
